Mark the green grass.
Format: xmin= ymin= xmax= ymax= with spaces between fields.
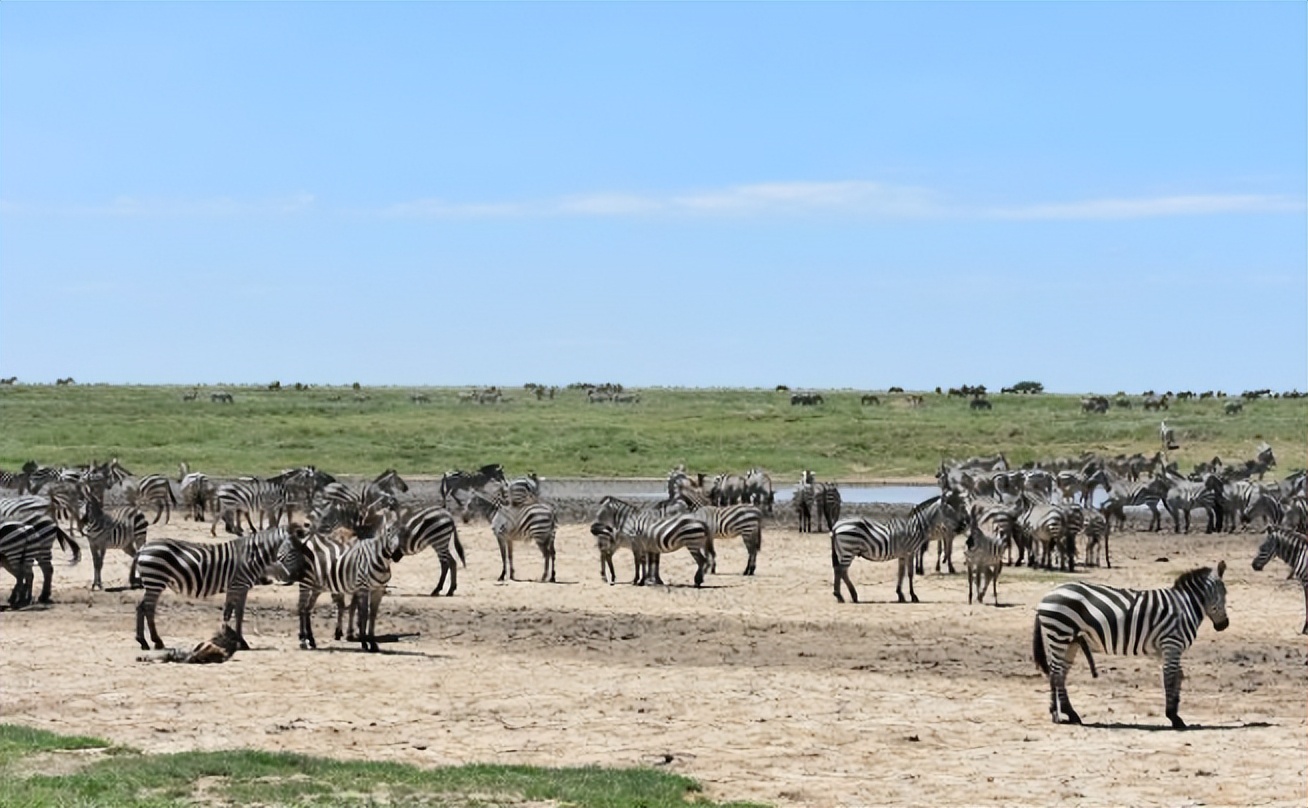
xmin=0 ymin=384 xmax=1302 ymax=479
xmin=0 ymin=724 xmax=762 ymax=807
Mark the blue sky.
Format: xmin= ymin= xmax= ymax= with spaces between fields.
xmin=2 ymin=3 xmax=1304 ymax=394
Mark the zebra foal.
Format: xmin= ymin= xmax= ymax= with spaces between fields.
xmin=297 ymin=528 xmax=405 ymax=652
xmin=1033 ymin=562 xmax=1229 ymax=728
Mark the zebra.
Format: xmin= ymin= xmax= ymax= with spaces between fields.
xmin=591 ymin=496 xmax=712 ymax=587
xmin=125 ymin=474 xmax=177 ymax=524
xmin=1163 ymin=476 xmax=1223 ymax=534
xmin=133 ymin=524 xmax=310 ymax=651
xmin=210 ymin=477 xmax=289 ymax=536
xmin=78 ymin=496 xmax=149 ymax=590
xmin=1081 ymin=506 xmax=1111 ymax=568
xmin=691 ymin=503 xmax=764 ymax=576
xmin=1032 ymin=562 xmax=1229 ymax=728
xmin=179 ymin=469 xmax=216 ymax=522
xmin=830 ymin=493 xmax=969 ymax=603
xmin=312 ymin=470 xmax=405 ymax=537
xmin=439 ymin=464 xmax=506 ymax=507
xmin=0 ymin=461 xmax=38 ymax=495
xmin=1224 ymin=480 xmax=1282 ymax=532
xmin=1100 ymin=474 xmax=1168 ymax=532
xmin=0 ymin=515 xmax=80 ymax=608
xmin=795 ymin=472 xmax=840 ymax=532
xmin=964 ymin=520 xmax=1006 ymax=606
xmin=589 ymin=496 xmax=687 ymax=584
xmin=743 ymin=468 xmax=774 ymax=514
xmin=709 ymin=473 xmax=746 ymax=506
xmin=504 ymin=473 xmax=540 ymax=506
xmin=397 ymin=505 xmax=466 ymax=596
xmin=296 ymin=527 xmax=405 ymax=652
xmin=463 ymin=491 xmax=557 ymax=583
xmin=1252 ymin=526 xmax=1308 ymax=634
xmin=1017 ymin=499 xmax=1071 ymax=571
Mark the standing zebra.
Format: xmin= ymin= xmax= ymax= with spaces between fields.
xmin=692 ymin=503 xmax=764 ymax=576
xmin=964 ymin=520 xmax=1006 ymax=606
xmin=590 ymin=496 xmax=686 ymax=584
xmin=1033 ymin=562 xmax=1229 ymax=728
xmin=591 ymin=496 xmax=713 ymax=587
xmin=133 ymin=525 xmax=309 ymax=650
xmin=463 ymin=491 xmax=557 ymax=583
xmin=1252 ymin=526 xmax=1308 ymax=634
xmin=179 ymin=466 xmax=216 ymax=522
xmin=125 ymin=473 xmax=177 ymax=524
xmin=744 ymin=468 xmax=774 ymax=514
xmin=79 ymin=496 xmax=149 ymax=590
xmin=1164 ymin=476 xmax=1223 ymax=534
xmin=296 ymin=527 xmax=405 ymax=652
xmin=397 ymin=505 xmax=466 ymax=596
xmin=0 ymin=515 xmax=80 ymax=607
xmin=830 ymin=493 xmax=969 ymax=603
xmin=210 ymin=477 xmax=289 ymax=536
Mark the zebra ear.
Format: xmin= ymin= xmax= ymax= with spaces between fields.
xmin=1215 ymin=560 xmax=1226 ymax=578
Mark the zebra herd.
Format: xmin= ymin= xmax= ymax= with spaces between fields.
xmin=3 ymin=450 xmax=1307 ymax=729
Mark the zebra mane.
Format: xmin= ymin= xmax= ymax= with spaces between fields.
xmin=1172 ymin=565 xmax=1218 ymax=590
xmin=908 ymin=495 xmax=942 ymax=517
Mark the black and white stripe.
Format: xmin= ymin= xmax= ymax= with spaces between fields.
xmin=691 ymin=503 xmax=764 ymax=576
xmin=296 ymin=528 xmax=405 ymax=652
xmin=78 ymin=496 xmax=149 ymax=590
xmin=397 ymin=505 xmax=465 ymax=596
xmin=591 ymin=496 xmax=712 ymax=587
xmin=126 ymin=474 xmax=177 ymax=525
xmin=1252 ymin=526 xmax=1308 ymax=634
xmin=1032 ymin=563 xmax=1230 ymax=728
xmin=830 ymin=493 xmax=969 ymax=603
xmin=133 ymin=525 xmax=309 ymax=650
xmin=210 ymin=477 xmax=289 ymax=536
xmin=964 ymin=521 xmax=1005 ymax=606
xmin=464 ymin=492 xmax=558 ymax=583
xmin=0 ymin=515 xmax=80 ymax=607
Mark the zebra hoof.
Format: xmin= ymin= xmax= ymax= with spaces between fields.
xmin=1168 ymin=714 xmax=1187 ymax=729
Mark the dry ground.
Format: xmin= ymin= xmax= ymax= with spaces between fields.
xmin=1 ymin=515 xmax=1305 ymax=807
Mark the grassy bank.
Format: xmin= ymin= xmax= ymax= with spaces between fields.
xmin=0 ymin=724 xmax=758 ymax=807
xmin=0 ymin=384 xmax=1302 ymax=479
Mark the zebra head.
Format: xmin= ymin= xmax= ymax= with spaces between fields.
xmin=1252 ymin=526 xmax=1299 ymax=573
xmin=268 ymin=523 xmax=313 ymax=585
xmin=1176 ymin=561 xmax=1229 ymax=632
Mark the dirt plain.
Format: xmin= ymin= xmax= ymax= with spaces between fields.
xmin=1 ymin=492 xmax=1305 ymax=808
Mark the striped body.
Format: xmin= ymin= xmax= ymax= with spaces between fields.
xmin=1018 ymin=501 xmax=1070 ymax=571
xmin=1252 ymin=526 xmax=1308 ymax=633
xmin=592 ymin=497 xmax=712 ymax=587
xmin=133 ymin=525 xmax=308 ymax=650
xmin=398 ymin=505 xmax=465 ymax=596
xmin=179 ymin=472 xmax=216 ymax=522
xmin=297 ymin=529 xmax=404 ymax=651
xmin=210 ymin=478 xmax=288 ymax=536
xmin=691 ymin=503 xmax=763 ymax=575
xmin=964 ymin=523 xmax=1005 ymax=606
xmin=0 ymin=515 xmax=80 ymax=607
xmin=1164 ymin=478 xmax=1222 ymax=534
xmin=1080 ymin=506 xmax=1111 ymax=568
xmin=830 ymin=494 xmax=968 ymax=603
xmin=1033 ymin=564 xmax=1229 ymax=727
xmin=127 ymin=474 xmax=177 ymax=524
xmin=465 ymin=493 xmax=558 ymax=583
xmin=79 ymin=498 xmax=149 ymax=590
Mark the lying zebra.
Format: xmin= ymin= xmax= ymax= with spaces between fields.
xmin=137 ymin=622 xmax=241 ymax=664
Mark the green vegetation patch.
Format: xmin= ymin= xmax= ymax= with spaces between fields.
xmin=0 ymin=724 xmax=763 ymax=808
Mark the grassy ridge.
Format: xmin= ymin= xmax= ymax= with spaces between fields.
xmin=0 ymin=385 xmax=1303 ymax=479
xmin=0 ymin=724 xmax=758 ymax=807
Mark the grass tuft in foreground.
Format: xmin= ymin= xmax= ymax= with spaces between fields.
xmin=0 ymin=723 xmax=765 ymax=807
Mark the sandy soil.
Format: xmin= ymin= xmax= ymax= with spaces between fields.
xmin=1 ymin=512 xmax=1305 ymax=807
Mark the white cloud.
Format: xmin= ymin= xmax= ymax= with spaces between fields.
xmin=986 ymin=194 xmax=1302 ymax=220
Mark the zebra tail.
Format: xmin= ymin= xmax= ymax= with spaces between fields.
xmin=1032 ymin=618 xmax=1049 ymax=675
xmin=454 ymin=533 xmax=467 ymax=567
xmin=1076 ymin=636 xmax=1098 ymax=678
xmin=56 ymin=526 xmax=82 ymax=566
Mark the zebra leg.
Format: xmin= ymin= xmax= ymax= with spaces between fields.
xmin=539 ymin=538 xmax=555 ymax=583
xmin=90 ymin=543 xmax=106 ymax=591
xmin=35 ymin=559 xmax=54 ymax=604
xmin=691 ymin=550 xmax=708 ymax=588
xmin=127 ymin=551 xmax=143 ymax=589
xmin=967 ymin=563 xmax=976 ymax=604
xmin=224 ymin=590 xmax=252 ymax=650
xmin=899 ymin=557 xmax=919 ymax=603
xmin=297 ymin=588 xmax=319 ymax=649
xmin=1162 ymin=646 xmax=1186 ymax=729
xmin=136 ymin=588 xmax=165 ymax=650
xmin=1300 ymin=584 xmax=1308 ymax=635
xmin=434 ymin=549 xmax=457 ymax=596
xmin=331 ymin=593 xmax=349 ymax=640
xmin=833 ymin=564 xmax=858 ymax=604
xmin=743 ymin=533 xmax=759 ymax=576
